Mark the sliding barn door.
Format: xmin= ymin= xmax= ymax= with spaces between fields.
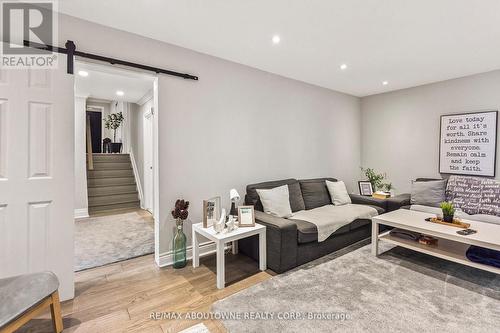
xmin=0 ymin=61 xmax=75 ymax=300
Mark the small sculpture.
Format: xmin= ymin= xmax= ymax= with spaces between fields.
xmin=214 ymin=208 xmax=226 ymax=233
xmin=226 ymin=215 xmax=237 ymax=232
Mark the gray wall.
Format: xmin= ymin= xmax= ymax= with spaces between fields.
xmin=361 ymin=70 xmax=500 ymax=193
xmin=59 ymin=15 xmax=362 ymax=256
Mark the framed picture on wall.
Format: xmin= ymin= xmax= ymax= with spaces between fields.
xmin=358 ymin=181 xmax=373 ymax=196
xmin=439 ymin=110 xmax=498 ymax=177
xmin=203 ymin=196 xmax=221 ymax=228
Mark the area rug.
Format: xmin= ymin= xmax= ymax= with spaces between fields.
xmin=212 ymin=242 xmax=500 ymax=332
xmin=75 ymin=212 xmax=154 ymax=271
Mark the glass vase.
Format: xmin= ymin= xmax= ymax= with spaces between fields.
xmin=173 ymin=218 xmax=187 ymax=269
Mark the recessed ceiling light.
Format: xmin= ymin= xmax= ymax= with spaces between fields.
xmin=116 ymin=90 xmax=124 ymax=96
xmin=340 ymin=64 xmax=348 ymax=70
xmin=272 ymin=35 xmax=281 ymax=44
xmin=382 ymin=81 xmax=389 ymax=86
xmin=78 ymin=70 xmax=88 ymax=77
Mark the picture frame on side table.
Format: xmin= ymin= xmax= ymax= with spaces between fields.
xmin=203 ymin=196 xmax=221 ymax=228
xmin=237 ymin=206 xmax=255 ymax=227
xmin=358 ymin=181 xmax=374 ymax=196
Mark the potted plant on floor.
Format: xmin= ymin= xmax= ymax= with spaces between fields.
xmin=172 ymin=199 xmax=189 ymax=269
xmin=440 ymin=201 xmax=455 ymax=223
xmin=104 ymin=112 xmax=124 ymax=153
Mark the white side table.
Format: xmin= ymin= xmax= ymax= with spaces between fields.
xmin=192 ymin=222 xmax=266 ymax=289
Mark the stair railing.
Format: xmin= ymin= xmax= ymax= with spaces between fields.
xmin=86 ymin=115 xmax=94 ymax=170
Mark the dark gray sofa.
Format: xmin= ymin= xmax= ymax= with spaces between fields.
xmin=238 ymin=177 xmax=408 ymax=273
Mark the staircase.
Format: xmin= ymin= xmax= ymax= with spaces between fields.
xmin=87 ymin=154 xmax=140 ymax=214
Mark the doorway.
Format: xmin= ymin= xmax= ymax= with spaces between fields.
xmin=86 ymin=111 xmax=102 ymax=153
xmin=143 ymin=108 xmax=154 ymax=213
xmin=74 ymin=61 xmax=158 ymax=271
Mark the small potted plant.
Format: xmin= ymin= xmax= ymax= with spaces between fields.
xmin=104 ymin=112 xmax=124 ymax=153
xmin=171 ymin=199 xmax=189 ymax=269
xmin=440 ymin=201 xmax=455 ymax=223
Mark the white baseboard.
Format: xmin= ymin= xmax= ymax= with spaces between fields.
xmin=74 ymin=208 xmax=89 ymax=219
xmin=157 ymin=241 xmax=230 ymax=267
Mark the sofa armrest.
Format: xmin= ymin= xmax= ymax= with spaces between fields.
xmin=238 ymin=211 xmax=298 ymax=273
xmin=349 ymin=194 xmax=387 ymax=211
xmin=255 ymin=211 xmax=298 ymax=273
xmin=386 ymin=194 xmax=411 ymax=212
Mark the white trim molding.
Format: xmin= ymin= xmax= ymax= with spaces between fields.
xmin=74 ymin=208 xmax=89 ymax=219
xmin=157 ymin=240 xmax=231 ymax=267
xmin=137 ymin=89 xmax=153 ymax=106
xmin=129 ymin=149 xmax=144 ymax=208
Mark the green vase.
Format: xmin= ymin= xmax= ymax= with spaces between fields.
xmin=173 ymin=218 xmax=187 ymax=269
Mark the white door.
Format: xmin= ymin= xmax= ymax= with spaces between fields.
xmin=0 ymin=62 xmax=75 ymax=300
xmin=143 ymin=108 xmax=153 ymax=213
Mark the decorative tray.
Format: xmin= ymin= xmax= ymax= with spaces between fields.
xmin=425 ymin=217 xmax=470 ymax=229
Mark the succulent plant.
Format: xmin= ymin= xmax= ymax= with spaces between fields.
xmin=171 ymin=199 xmax=189 ymax=220
xmin=440 ymin=201 xmax=455 ymax=217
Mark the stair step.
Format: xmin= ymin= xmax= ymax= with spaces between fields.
xmin=88 ymin=185 xmax=137 ymax=197
xmin=89 ymin=201 xmax=140 ymax=213
xmin=87 ymin=169 xmax=134 ymax=179
xmin=87 ymin=177 xmax=136 ymax=187
xmin=88 ymin=193 xmax=140 ymax=207
xmin=91 ymin=162 xmax=132 ymax=170
xmin=91 ymin=154 xmax=130 ymax=163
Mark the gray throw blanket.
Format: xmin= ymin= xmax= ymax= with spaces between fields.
xmin=290 ymin=204 xmax=378 ymax=242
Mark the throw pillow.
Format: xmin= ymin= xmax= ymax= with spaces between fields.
xmin=326 ymin=180 xmax=352 ymax=206
xmin=256 ymin=185 xmax=293 ymax=218
xmin=410 ymin=179 xmax=447 ymax=207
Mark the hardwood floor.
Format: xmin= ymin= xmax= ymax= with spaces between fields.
xmin=17 ymin=252 xmax=273 ymax=333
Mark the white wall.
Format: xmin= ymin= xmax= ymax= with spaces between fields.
xmin=59 ymin=14 xmax=362 ymax=258
xmin=361 ymin=70 xmax=500 ymax=193
xmin=74 ymin=96 xmax=89 ymax=218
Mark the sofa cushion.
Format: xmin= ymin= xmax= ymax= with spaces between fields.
xmin=299 ymin=178 xmax=336 ymax=210
xmin=466 ymin=214 xmax=500 ymax=225
xmin=478 ymin=178 xmax=500 ymax=217
xmin=246 ymin=179 xmax=305 ymax=212
xmin=349 ymin=218 xmax=371 ymax=230
xmin=366 ymin=204 xmax=385 ymax=215
xmin=326 ymin=180 xmax=352 ymax=206
xmin=409 ymin=204 xmax=471 ymax=219
xmin=290 ymin=218 xmax=351 ymax=244
xmin=446 ymin=175 xmax=482 ymax=214
xmin=410 ymin=179 xmax=447 ymax=207
xmin=256 ymin=185 xmax=293 ymax=218
xmin=290 ymin=204 xmax=378 ymax=242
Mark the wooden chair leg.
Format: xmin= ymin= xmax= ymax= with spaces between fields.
xmin=49 ymin=291 xmax=63 ymax=333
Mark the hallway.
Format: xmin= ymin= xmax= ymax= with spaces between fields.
xmin=75 ymin=209 xmax=154 ymax=271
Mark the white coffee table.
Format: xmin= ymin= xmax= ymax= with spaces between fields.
xmin=192 ymin=223 xmax=266 ymax=289
xmin=372 ymin=209 xmax=500 ymax=274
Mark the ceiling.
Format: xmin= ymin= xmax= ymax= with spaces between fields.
xmin=75 ymin=62 xmax=154 ymax=103
xmin=60 ymin=0 xmax=500 ymax=97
